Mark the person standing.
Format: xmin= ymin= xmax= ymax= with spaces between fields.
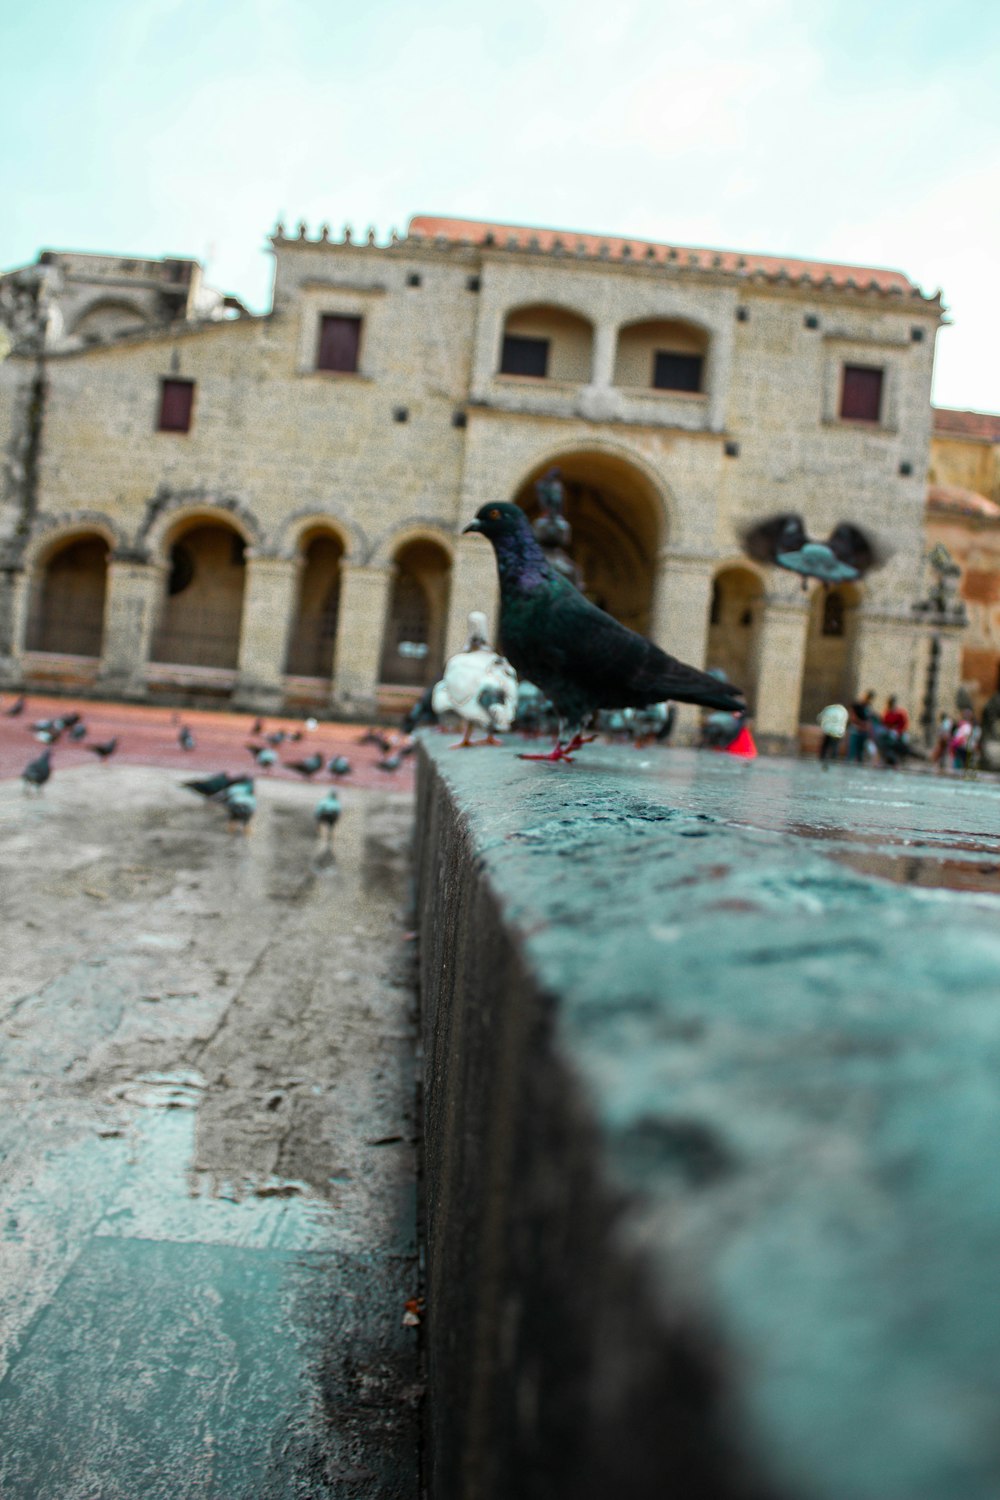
xmin=882 ymin=696 xmax=909 ymax=736
xmin=817 ymin=703 xmax=848 ymax=767
xmin=846 ymin=690 xmax=876 ymax=763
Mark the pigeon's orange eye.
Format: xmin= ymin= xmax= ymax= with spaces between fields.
xmin=488 ymin=508 xmax=501 ymax=520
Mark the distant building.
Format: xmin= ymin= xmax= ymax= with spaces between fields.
xmin=0 ymin=216 xmax=956 ymax=739
xmin=927 ymin=408 xmax=1000 ymax=707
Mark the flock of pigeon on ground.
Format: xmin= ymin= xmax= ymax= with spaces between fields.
xmin=11 ymin=696 xmax=419 ymax=844
xmin=10 ymin=503 xmax=886 ymax=825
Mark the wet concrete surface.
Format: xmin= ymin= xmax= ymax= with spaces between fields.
xmin=417 ymin=740 xmax=1000 ymax=1500
xmin=0 ymin=766 xmax=420 ymax=1499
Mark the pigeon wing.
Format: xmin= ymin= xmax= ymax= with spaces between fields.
xmin=513 ymin=582 xmax=744 ymax=715
xmin=739 ymin=512 xmax=808 ymax=563
xmin=826 ymin=523 xmax=886 ymax=576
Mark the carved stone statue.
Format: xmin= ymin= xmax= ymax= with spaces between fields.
xmin=532 ymin=467 xmax=583 ymax=589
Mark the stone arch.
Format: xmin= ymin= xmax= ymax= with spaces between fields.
xmin=378 ymin=534 xmax=453 ymax=689
xmin=284 ymin=524 xmax=346 ymax=679
xmin=706 ymin=564 xmax=765 ymax=711
xmin=499 ymin=302 xmax=594 ymax=382
xmin=799 ymin=581 xmax=863 ymax=723
xmin=72 ymin=298 xmax=149 ymax=342
xmin=614 ymin=315 xmax=711 ymax=393
xmin=510 ymin=446 xmax=668 ymax=635
xmin=137 ymin=492 xmax=263 ymax=562
xmin=149 ymin=513 xmax=249 ymax=671
xmin=21 ymin=511 xmax=125 ymax=572
xmin=370 ymin=520 xmax=456 ymax=570
xmin=24 ymin=528 xmax=111 ymax=658
xmin=273 ymin=508 xmax=361 ymax=563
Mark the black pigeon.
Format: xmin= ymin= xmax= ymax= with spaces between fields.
xmin=463 ymin=503 xmax=744 ymax=760
xmin=87 ymin=737 xmax=118 ymax=761
xmin=251 ymin=718 xmax=264 ymax=735
xmin=402 ymin=685 xmax=438 ymax=734
xmin=740 ymin=512 xmax=886 ymax=588
xmin=57 ymin=712 xmax=81 ymax=729
xmin=178 ymin=726 xmax=196 ymax=751
xmin=5 ymin=696 xmax=25 ymax=717
xmin=289 ymin=730 xmax=304 ymax=742
xmin=22 ymin=748 xmax=51 ymax=792
xmin=285 ymin=752 xmax=323 ymax=778
xmin=183 ymin=771 xmax=249 ymax=800
xmin=376 ymin=753 xmax=402 ymax=773
xmin=68 ymin=722 xmax=87 ymax=741
xmin=265 ymin=730 xmax=287 ymax=747
xmin=246 ymin=743 xmax=278 ymax=770
xmin=357 ymin=728 xmax=392 ymax=754
xmin=328 ymin=755 xmax=352 ymax=778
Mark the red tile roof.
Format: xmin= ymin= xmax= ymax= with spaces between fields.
xmin=927 ymin=483 xmax=1000 ymax=520
xmin=932 ymin=408 xmax=1000 ymax=442
xmin=408 ymin=215 xmax=924 ymax=295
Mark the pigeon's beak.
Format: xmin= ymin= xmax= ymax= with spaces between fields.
xmin=462 ymin=519 xmax=482 ymax=534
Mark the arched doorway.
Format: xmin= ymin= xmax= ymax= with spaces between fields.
xmin=706 ymin=566 xmax=763 ymax=710
xmin=379 ymin=539 xmax=452 ymax=689
xmin=25 ymin=534 xmax=109 ymax=658
xmin=150 ymin=520 xmax=247 ymax=670
xmin=511 ymin=450 xmax=664 ymax=633
xmin=799 ymin=584 xmax=862 ymax=723
xmin=285 ymin=530 xmax=343 ymax=679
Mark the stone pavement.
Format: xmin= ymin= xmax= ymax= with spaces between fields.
xmin=0 ymin=766 xmax=420 ymax=1500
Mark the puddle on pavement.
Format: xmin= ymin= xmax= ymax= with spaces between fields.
xmin=782 ymin=821 xmax=1000 ymax=893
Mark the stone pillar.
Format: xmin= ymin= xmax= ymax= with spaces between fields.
xmin=331 ymin=562 xmax=395 ymax=716
xmin=444 ymin=535 xmax=500 ymax=658
xmin=0 ymin=567 xmax=27 ymax=682
xmin=650 ymin=550 xmax=715 ymax=741
xmin=590 ymin=323 xmax=617 ymax=388
xmin=97 ymin=557 xmax=164 ymax=697
xmin=234 ymin=552 xmax=301 ymax=710
xmin=753 ymin=590 xmax=811 ymax=745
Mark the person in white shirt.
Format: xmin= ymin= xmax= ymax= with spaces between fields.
xmin=817 ymin=703 xmax=849 ymax=768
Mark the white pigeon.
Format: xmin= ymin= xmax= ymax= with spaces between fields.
xmin=431 ymin=612 xmax=518 ymax=747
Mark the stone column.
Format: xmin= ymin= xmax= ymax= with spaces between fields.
xmin=444 ymin=535 xmax=500 ymax=658
xmin=752 ymin=589 xmax=811 ymax=745
xmin=650 ymin=550 xmax=715 ymax=741
xmin=590 ymin=323 xmax=617 ymax=388
xmin=0 ymin=567 xmax=27 ymax=682
xmin=97 ymin=556 xmax=165 ymax=697
xmin=234 ymin=552 xmax=301 ymax=711
xmin=331 ymin=562 xmax=395 ymax=716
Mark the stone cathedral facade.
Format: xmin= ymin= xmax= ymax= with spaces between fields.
xmin=0 ymin=216 xmax=959 ymax=743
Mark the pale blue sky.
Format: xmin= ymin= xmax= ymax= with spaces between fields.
xmin=4 ymin=0 xmax=999 ymax=410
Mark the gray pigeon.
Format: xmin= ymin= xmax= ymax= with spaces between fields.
xmin=314 ymin=790 xmax=341 ymax=845
xmin=22 ymin=748 xmax=51 ymax=793
xmin=740 ymin=512 xmax=886 ymax=588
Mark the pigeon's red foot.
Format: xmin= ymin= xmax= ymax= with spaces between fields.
xmin=564 ymin=732 xmax=597 ymax=753
xmin=519 ymin=740 xmax=577 ymax=763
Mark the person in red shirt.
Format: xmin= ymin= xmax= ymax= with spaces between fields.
xmin=882 ymin=696 xmax=908 ymax=735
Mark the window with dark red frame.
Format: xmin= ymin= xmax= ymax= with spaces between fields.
xmin=840 ymin=365 xmax=883 ymax=423
xmin=317 ymin=315 xmax=362 ymax=373
xmin=158 ymin=378 xmax=195 ymax=432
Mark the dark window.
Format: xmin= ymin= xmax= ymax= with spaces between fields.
xmin=822 ymin=591 xmax=845 ymax=637
xmin=452 ymin=410 xmax=467 ymax=428
xmin=911 ymin=327 xmax=924 ymax=343
xmin=167 ymin=542 xmax=194 ymax=595
xmin=393 ymin=407 xmax=409 ymax=423
xmin=500 ymin=335 xmax=549 ymax=378
xmin=709 ymin=581 xmax=721 ymax=626
xmin=736 ymin=306 xmax=749 ymax=322
xmin=724 ymin=441 xmax=740 ymax=458
xmin=899 ymin=461 xmax=913 ymax=477
xmin=840 ymin=365 xmax=883 ymax=422
xmin=317 ymin=314 xmax=361 ymax=373
xmin=652 ymin=351 xmax=703 ymax=392
xmin=804 ymin=314 xmax=820 ymax=330
xmin=466 ymin=275 xmax=481 ymax=292
xmin=406 ymin=273 xmax=422 ymax=287
xmin=158 ymin=378 xmax=195 ymax=432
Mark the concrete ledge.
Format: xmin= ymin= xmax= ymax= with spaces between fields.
xmin=415 ymin=738 xmax=1000 ymax=1500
